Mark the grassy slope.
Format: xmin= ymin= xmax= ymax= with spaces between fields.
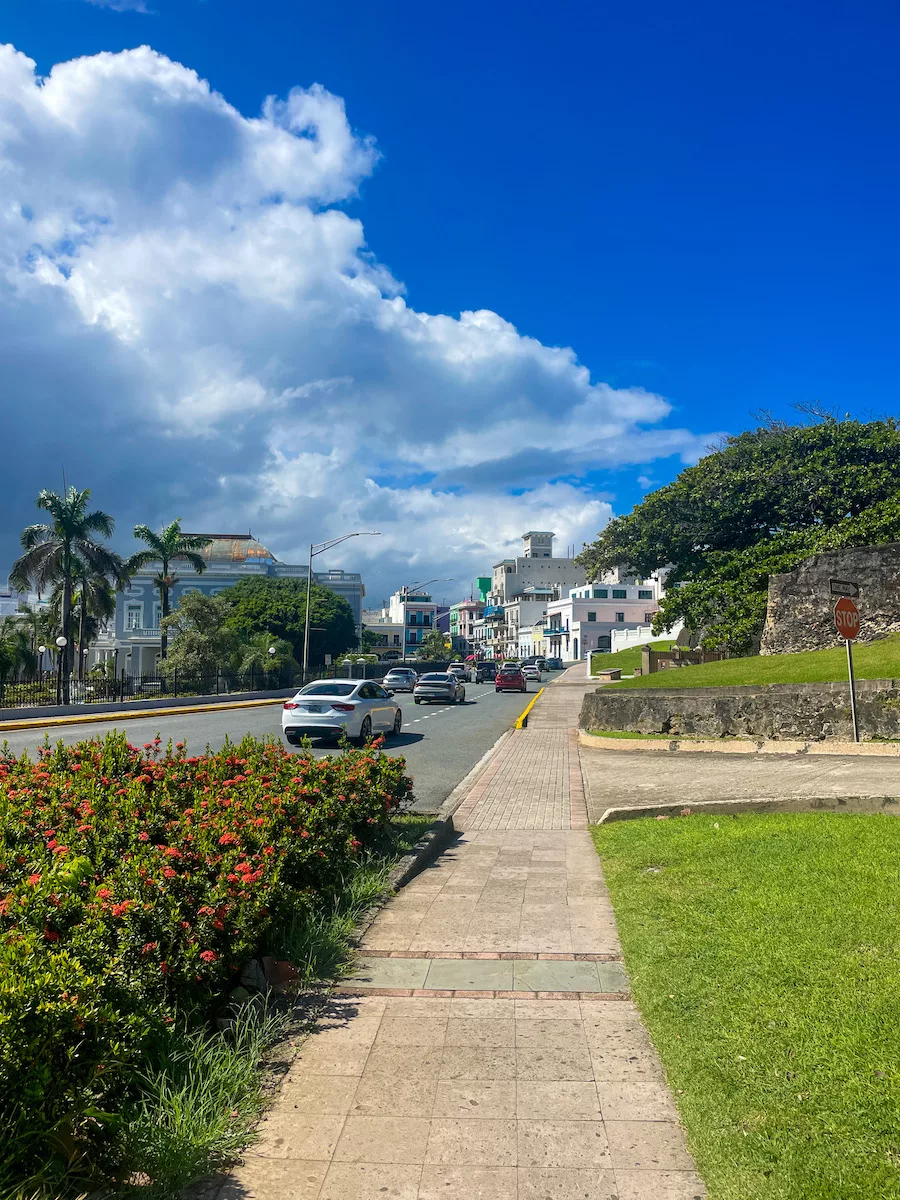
xmin=593 ymin=813 xmax=900 ymax=1200
xmin=610 ymin=633 xmax=900 ymax=689
xmin=589 ymin=639 xmax=676 ymax=676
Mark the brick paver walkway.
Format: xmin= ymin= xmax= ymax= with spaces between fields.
xmin=222 ymin=668 xmax=706 ymax=1200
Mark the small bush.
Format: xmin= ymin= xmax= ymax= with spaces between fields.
xmin=0 ymin=730 xmax=412 ymax=1192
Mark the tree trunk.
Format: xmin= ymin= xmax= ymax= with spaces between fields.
xmin=61 ymin=555 xmax=73 ymax=705
xmin=78 ymin=592 xmax=88 ymax=682
xmin=160 ymin=569 xmax=170 ymax=661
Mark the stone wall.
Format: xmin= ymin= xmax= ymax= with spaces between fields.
xmin=762 ymin=543 xmax=900 ymax=655
xmin=579 ymin=679 xmax=900 ymax=742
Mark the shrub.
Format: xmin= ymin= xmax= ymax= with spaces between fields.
xmin=0 ymin=731 xmax=412 ymax=1191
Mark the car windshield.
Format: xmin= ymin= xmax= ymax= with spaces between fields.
xmin=298 ymin=682 xmax=357 ymax=696
xmin=420 ymin=673 xmax=451 ymax=682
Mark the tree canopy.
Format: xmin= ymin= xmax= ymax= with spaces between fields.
xmin=219 ymin=576 xmax=357 ymax=665
xmin=417 ymin=629 xmax=451 ymax=661
xmin=158 ymin=592 xmax=240 ymax=678
xmin=576 ymin=417 xmax=900 ymax=652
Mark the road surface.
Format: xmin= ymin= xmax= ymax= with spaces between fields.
xmin=0 ymin=678 xmax=555 ymax=812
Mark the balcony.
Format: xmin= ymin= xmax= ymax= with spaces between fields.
xmin=124 ymin=627 xmax=161 ymax=640
xmin=483 ymin=606 xmax=505 ymax=620
xmin=545 ymin=626 xmax=568 ymax=639
xmin=407 ymin=618 xmax=433 ymax=628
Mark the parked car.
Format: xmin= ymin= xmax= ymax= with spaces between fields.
xmin=383 ymin=667 xmax=418 ymax=692
xmin=414 ymin=672 xmax=466 ymax=704
xmin=545 ymin=657 xmax=564 ymax=670
xmin=495 ymin=666 xmax=527 ymax=693
xmin=282 ymin=679 xmax=401 ymax=745
xmin=521 ymin=664 xmax=541 ymax=681
xmin=475 ymin=661 xmax=497 ymax=682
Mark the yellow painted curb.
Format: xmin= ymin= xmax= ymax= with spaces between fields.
xmin=0 ymin=696 xmax=288 ymax=734
xmin=515 ymin=687 xmax=545 ymax=729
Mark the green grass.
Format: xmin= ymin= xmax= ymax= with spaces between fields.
xmin=610 ymin=632 xmax=900 ymax=689
xmin=593 ymin=812 xmax=900 ymax=1200
xmin=587 ymin=728 xmax=678 ymax=740
xmin=589 ymin=639 xmax=676 ymax=676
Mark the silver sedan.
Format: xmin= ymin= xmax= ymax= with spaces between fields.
xmin=413 ymin=672 xmax=466 ymax=705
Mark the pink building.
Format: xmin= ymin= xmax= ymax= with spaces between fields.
xmin=544 ymin=572 xmax=663 ymax=661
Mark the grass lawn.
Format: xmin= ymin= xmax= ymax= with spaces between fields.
xmin=609 ymin=632 xmax=900 ymax=689
xmin=593 ymin=812 xmax=900 ymax=1200
xmin=589 ymin=639 xmax=676 ymax=676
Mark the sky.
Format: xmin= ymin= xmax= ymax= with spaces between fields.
xmin=1 ymin=0 xmax=898 ymax=605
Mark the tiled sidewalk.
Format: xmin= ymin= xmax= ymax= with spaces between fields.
xmin=221 ymin=672 xmax=705 ymax=1200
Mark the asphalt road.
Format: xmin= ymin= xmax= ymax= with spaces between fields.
xmin=0 ymin=678 xmax=554 ymax=812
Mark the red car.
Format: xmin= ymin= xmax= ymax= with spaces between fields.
xmin=495 ymin=666 xmax=527 ymax=693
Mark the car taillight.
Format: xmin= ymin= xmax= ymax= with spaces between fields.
xmin=331 ymin=702 xmax=355 ymax=713
xmin=283 ymin=701 xmax=298 ymax=710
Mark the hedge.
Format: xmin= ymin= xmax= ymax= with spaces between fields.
xmin=0 ymin=730 xmax=413 ymax=1191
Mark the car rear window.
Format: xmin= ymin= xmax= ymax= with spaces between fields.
xmin=298 ymin=682 xmax=357 ymax=696
xmin=420 ymin=673 xmax=451 ymax=682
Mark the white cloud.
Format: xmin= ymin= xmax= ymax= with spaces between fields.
xmin=86 ymin=0 xmax=151 ymax=11
xmin=0 ymin=44 xmax=719 ymax=600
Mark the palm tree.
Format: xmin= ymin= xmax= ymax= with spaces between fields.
xmin=0 ymin=618 xmax=35 ymax=701
xmin=10 ymin=488 xmax=120 ymax=703
xmin=48 ymin=564 xmax=120 ymax=680
xmin=238 ymin=631 xmax=297 ymax=678
xmin=125 ymin=521 xmax=212 ymax=660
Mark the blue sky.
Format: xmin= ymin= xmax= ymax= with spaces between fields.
xmin=2 ymin=0 xmax=898 ymax=599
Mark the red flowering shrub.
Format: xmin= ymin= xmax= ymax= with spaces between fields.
xmin=0 ymin=730 xmax=412 ymax=1185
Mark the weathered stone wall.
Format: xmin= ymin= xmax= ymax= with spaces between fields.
xmin=580 ymin=679 xmax=900 ymax=742
xmin=762 ymin=543 xmax=900 ymax=655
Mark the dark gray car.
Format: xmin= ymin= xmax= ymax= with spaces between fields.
xmin=413 ymin=672 xmax=466 ymax=705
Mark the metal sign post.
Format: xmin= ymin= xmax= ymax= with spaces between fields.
xmin=833 ymin=594 xmax=860 ymax=743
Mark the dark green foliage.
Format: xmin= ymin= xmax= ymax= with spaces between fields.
xmin=220 ymin=576 xmax=357 ymax=665
xmin=577 ymin=418 xmax=900 ymax=651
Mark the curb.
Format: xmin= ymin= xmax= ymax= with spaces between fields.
xmin=515 ymin=687 xmax=545 ymax=729
xmin=596 ymin=794 xmax=900 ymax=823
xmin=578 ymin=729 xmax=900 ymax=758
xmin=0 ymin=695 xmax=287 ymax=734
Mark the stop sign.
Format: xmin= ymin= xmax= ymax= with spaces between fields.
xmin=834 ymin=596 xmax=860 ymax=641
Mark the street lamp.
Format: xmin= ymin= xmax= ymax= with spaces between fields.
xmin=398 ymin=578 xmax=453 ymax=663
xmin=303 ymin=531 xmax=381 ymax=681
xmin=55 ymin=636 xmax=67 ymax=705
xmin=38 ymin=645 xmax=46 ymax=679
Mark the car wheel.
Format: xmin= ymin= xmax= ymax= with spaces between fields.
xmin=356 ymin=715 xmax=372 ymax=746
xmin=392 ymin=709 xmax=402 ymax=736
xmin=414 ymin=698 xmax=421 ymax=704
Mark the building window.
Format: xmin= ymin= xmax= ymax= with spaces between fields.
xmin=645 ymin=612 xmax=655 ymax=624
xmin=615 ymin=612 xmax=625 ymax=623
xmin=612 ymin=589 xmax=627 ymax=599
xmin=587 ymin=611 xmax=597 ymax=622
xmin=638 ymin=589 xmax=653 ymax=600
xmin=593 ymin=588 xmax=608 ymax=599
xmin=393 ymin=634 xmax=400 ymax=645
xmin=125 ymin=604 xmax=142 ymax=630
xmin=153 ymin=603 xmax=162 ymax=630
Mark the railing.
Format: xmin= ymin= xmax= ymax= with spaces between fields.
xmin=123 ymin=627 xmax=162 ymax=639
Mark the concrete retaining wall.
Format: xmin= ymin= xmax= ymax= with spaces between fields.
xmin=579 ymin=679 xmax=900 ymax=742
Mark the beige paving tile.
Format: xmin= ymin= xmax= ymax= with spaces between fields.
xmin=218 ymin=1159 xmax=329 ymax=1200
xmin=375 ymin=1017 xmax=448 ymax=1047
xmin=515 ymin=1019 xmax=586 ymax=1048
xmin=333 ymin=1115 xmax=432 ymax=1164
xmin=449 ymin=997 xmax=516 ymax=1019
xmin=418 ymin=1165 xmax=517 ymax=1200
xmin=364 ymin=1045 xmax=445 ymax=1077
xmin=291 ymin=1043 xmax=371 ymax=1078
xmin=251 ymin=1112 xmax=345 ymax=1160
xmin=517 ymin=1120 xmax=611 ymax=1168
xmin=445 ymin=1017 xmax=515 ymax=1047
xmin=516 ymin=1081 xmax=602 ymax=1121
xmin=383 ymin=997 xmax=452 ymax=1019
xmin=425 ymin=1118 xmax=518 ymax=1166
xmin=597 ymin=1081 xmax=680 ymax=1122
xmin=439 ymin=1046 xmax=518 ymax=1080
xmin=319 ymin=1162 xmax=419 ymax=1200
xmin=615 ymin=1169 xmax=707 ymax=1199
xmin=349 ymin=1074 xmax=438 ymax=1117
xmin=432 ymin=1079 xmax=516 ymax=1119
xmin=516 ymin=1167 xmax=619 ymax=1200
xmin=606 ymin=1120 xmax=697 ymax=1170
xmin=279 ymin=1075 xmax=358 ymax=1117
xmin=516 ymin=1046 xmax=595 ymax=1082
xmin=590 ymin=1046 xmax=665 ymax=1083
xmin=515 ymin=999 xmax=583 ymax=1020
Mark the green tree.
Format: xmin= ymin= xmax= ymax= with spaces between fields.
xmin=237 ymin=631 xmax=298 ymax=677
xmin=576 ymin=417 xmax=900 ymax=653
xmin=124 ymin=521 xmax=212 ymax=660
xmin=220 ymin=576 xmax=357 ymax=666
xmin=10 ymin=487 xmax=121 ymax=702
xmin=158 ymin=591 xmax=240 ymax=680
xmin=417 ymin=629 xmax=450 ymax=661
xmin=48 ymin=560 xmax=120 ymax=681
xmin=360 ymin=627 xmax=380 ymax=654
xmin=0 ymin=618 xmax=34 ymax=701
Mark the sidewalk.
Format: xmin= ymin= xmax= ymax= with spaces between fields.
xmin=222 ymin=668 xmax=705 ymax=1200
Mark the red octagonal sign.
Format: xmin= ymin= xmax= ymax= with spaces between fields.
xmin=834 ymin=596 xmax=860 ymax=641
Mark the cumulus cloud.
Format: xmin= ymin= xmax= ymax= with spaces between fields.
xmin=0 ymin=44 xmax=718 ymax=599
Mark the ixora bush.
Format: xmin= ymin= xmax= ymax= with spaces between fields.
xmin=0 ymin=730 xmax=412 ymax=1193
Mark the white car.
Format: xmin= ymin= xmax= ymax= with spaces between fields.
xmin=447 ymin=663 xmax=471 ymax=683
xmin=282 ymin=679 xmax=402 ymax=746
xmin=382 ymin=667 xmax=418 ymax=692
xmin=522 ymin=665 xmax=541 ymax=681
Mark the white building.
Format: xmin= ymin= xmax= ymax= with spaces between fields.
xmin=544 ymin=569 xmax=666 ymax=661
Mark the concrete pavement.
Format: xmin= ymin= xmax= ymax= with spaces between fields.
xmin=220 ymin=667 xmax=705 ymax=1200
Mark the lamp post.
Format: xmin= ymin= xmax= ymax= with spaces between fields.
xmin=37 ymin=645 xmax=46 ymax=680
xmin=303 ymin=531 xmax=380 ymax=683
xmin=268 ymin=644 xmax=276 ymax=683
xmin=55 ymin=636 xmax=67 ymax=706
xmin=398 ymin=578 xmax=453 ymax=664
